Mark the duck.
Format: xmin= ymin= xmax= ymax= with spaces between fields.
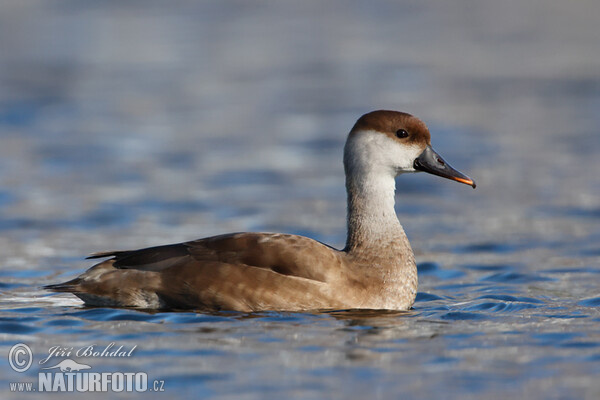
xmin=45 ymin=110 xmax=475 ymax=312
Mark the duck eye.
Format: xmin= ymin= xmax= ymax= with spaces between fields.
xmin=395 ymin=129 xmax=409 ymax=139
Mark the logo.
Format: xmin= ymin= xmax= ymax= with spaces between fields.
xmin=42 ymin=359 xmax=91 ymax=372
xmin=8 ymin=344 xmax=33 ymax=373
xmin=8 ymin=342 xmax=165 ymax=393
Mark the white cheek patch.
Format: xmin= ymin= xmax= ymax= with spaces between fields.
xmin=346 ymin=130 xmax=423 ymax=175
xmin=390 ymin=143 xmax=423 ymax=173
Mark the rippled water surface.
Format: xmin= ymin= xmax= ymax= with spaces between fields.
xmin=1 ymin=1 xmax=600 ymax=399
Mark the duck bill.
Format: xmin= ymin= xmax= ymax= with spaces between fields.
xmin=413 ymin=146 xmax=476 ymax=188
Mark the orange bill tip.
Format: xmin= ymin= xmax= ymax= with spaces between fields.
xmin=453 ymin=176 xmax=476 ymax=189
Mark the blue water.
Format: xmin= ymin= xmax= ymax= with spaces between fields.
xmin=1 ymin=1 xmax=600 ymax=399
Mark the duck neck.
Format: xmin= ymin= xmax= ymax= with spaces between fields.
xmin=344 ymin=170 xmax=407 ymax=255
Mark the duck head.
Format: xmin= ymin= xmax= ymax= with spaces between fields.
xmin=344 ymin=110 xmax=476 ymax=188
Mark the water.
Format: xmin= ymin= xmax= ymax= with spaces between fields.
xmin=1 ymin=1 xmax=600 ymax=399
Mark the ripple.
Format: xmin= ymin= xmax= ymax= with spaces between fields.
xmin=135 ymin=199 xmax=209 ymax=214
xmin=545 ymin=206 xmax=600 ymax=219
xmin=455 ymin=242 xmax=519 ymax=254
xmin=0 ymin=212 xmax=133 ymax=232
xmin=545 ymin=314 xmax=588 ymax=319
xmin=136 ymin=348 xmax=229 ymax=358
xmin=0 ymin=100 xmax=39 ymax=126
xmin=253 ymin=312 xmax=317 ymax=323
xmin=586 ymin=353 xmax=600 ymax=362
xmin=298 ymin=345 xmax=325 ymax=352
xmin=418 ymin=262 xmax=464 ymax=279
xmin=160 ymin=312 xmax=234 ymax=324
xmin=435 ymin=282 xmax=487 ymax=291
xmin=5 ymin=307 xmax=44 ymax=314
xmin=463 ymin=264 xmax=512 ymax=272
xmin=560 ymin=341 xmax=600 ymax=349
xmin=417 ymin=262 xmax=439 ymax=273
xmin=579 ymin=248 xmax=600 ymax=256
xmin=68 ymin=308 xmax=154 ymax=322
xmin=0 ymin=270 xmax=51 ymax=279
xmin=161 ymin=373 xmax=230 ymax=386
xmin=578 ymin=297 xmax=600 ymax=307
xmin=0 ymin=282 xmax=26 ymax=290
xmin=106 ymin=311 xmax=164 ymax=322
xmin=463 ymin=301 xmax=540 ymax=313
xmin=209 ymin=169 xmax=286 ymax=187
xmin=532 ymin=332 xmax=582 ymax=345
xmin=0 ymin=315 xmax=40 ymax=323
xmin=0 ymin=321 xmax=42 ymax=334
xmin=295 ymin=138 xmax=342 ymax=152
xmin=44 ymin=318 xmax=85 ymax=327
xmin=426 ymin=356 xmax=460 ymax=365
xmin=67 ymin=308 xmax=238 ymax=325
xmin=476 ymin=294 xmax=545 ymax=304
xmin=74 ymin=204 xmax=136 ymax=230
xmin=440 ymin=311 xmax=488 ymax=321
xmin=480 ymin=272 xmax=553 ymax=284
xmin=416 ymin=292 xmax=445 ymax=302
xmin=544 ymin=267 xmax=600 ymax=275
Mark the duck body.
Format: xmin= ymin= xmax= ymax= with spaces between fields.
xmin=48 ymin=231 xmax=415 ymax=311
xmin=46 ymin=110 xmax=474 ymax=312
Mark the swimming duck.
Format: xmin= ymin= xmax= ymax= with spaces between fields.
xmin=45 ymin=110 xmax=475 ymax=311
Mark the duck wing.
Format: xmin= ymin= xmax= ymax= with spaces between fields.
xmin=89 ymin=232 xmax=340 ymax=282
xmin=46 ymin=232 xmax=345 ymax=311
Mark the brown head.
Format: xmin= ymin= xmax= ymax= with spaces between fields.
xmin=344 ymin=110 xmax=475 ymax=188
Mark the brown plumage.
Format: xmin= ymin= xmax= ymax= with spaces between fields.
xmin=45 ymin=110 xmax=475 ymax=312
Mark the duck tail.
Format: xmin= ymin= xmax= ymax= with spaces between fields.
xmin=44 ymin=278 xmax=82 ymax=293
